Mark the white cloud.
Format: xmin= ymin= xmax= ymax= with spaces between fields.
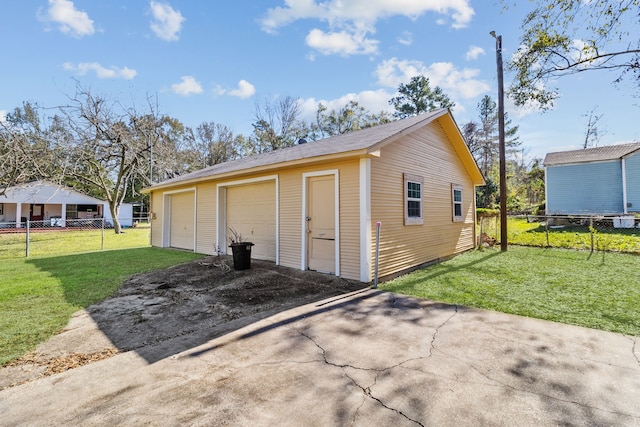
xmin=375 ymin=57 xmax=490 ymax=100
xmin=63 ymin=62 xmax=137 ymax=80
xmin=397 ymin=31 xmax=413 ymax=46
xmin=260 ymin=0 xmax=474 ymax=57
xmin=305 ymin=28 xmax=378 ymax=56
xmin=170 ymin=76 xmax=203 ymax=96
xmin=261 ymin=0 xmax=474 ymax=32
xmin=228 ymin=80 xmax=256 ymax=99
xmin=149 ymin=1 xmax=185 ymax=41
xmin=298 ymin=89 xmax=395 ymax=121
xmin=465 ymin=45 xmax=485 ymax=60
xmin=0 ymin=110 xmax=6 ymax=124
xmin=38 ymin=0 xmax=95 ymax=38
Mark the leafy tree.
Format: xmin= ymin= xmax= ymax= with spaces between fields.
xmin=309 ymin=100 xmax=393 ymax=139
xmin=508 ymin=0 xmax=640 ymax=108
xmin=0 ymin=102 xmax=58 ymax=195
xmin=463 ymin=95 xmax=521 ymax=208
xmin=182 ymin=121 xmax=241 ymax=170
xmin=464 ymin=95 xmax=520 ymax=178
xmin=389 ymin=75 xmax=455 ymax=118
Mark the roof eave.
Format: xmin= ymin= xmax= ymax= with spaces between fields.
xmin=142 ymin=148 xmax=370 ymax=193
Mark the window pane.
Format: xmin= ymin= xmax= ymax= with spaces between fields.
xmin=453 ymin=189 xmax=462 ymax=202
xmin=454 ymin=203 xmax=462 ymax=217
xmin=407 ymin=200 xmax=421 ymax=217
xmin=407 ymin=181 xmax=421 ymax=199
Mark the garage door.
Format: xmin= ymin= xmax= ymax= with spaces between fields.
xmin=226 ymin=181 xmax=276 ymax=261
xmin=170 ymin=191 xmax=195 ymax=250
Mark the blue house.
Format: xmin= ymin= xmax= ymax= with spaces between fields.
xmin=544 ymin=142 xmax=640 ymax=215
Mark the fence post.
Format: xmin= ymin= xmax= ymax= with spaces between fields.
xmin=26 ymin=220 xmax=30 ymax=258
xmin=589 ymin=217 xmax=594 ymax=254
xmin=101 ymin=218 xmax=105 ymax=251
xmin=545 ymin=216 xmax=549 ymax=247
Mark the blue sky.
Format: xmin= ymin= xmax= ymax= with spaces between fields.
xmin=1 ymin=0 xmax=638 ymax=163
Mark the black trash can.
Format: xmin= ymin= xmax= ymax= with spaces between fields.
xmin=229 ymin=242 xmax=254 ymax=270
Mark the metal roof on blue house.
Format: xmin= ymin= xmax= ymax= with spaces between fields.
xmin=544 ymin=142 xmax=640 ymax=166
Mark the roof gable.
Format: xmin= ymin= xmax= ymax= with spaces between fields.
xmin=147 ymin=109 xmax=484 ymax=190
xmin=544 ymin=142 xmax=640 ymax=166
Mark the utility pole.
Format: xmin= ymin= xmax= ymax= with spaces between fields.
xmin=491 ymin=31 xmax=508 ymax=252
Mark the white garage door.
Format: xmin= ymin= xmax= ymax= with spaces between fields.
xmin=226 ymin=181 xmax=276 ymax=261
xmin=170 ymin=191 xmax=195 ymax=250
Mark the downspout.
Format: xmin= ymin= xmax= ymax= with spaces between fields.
xmin=621 ymin=157 xmax=628 ymax=215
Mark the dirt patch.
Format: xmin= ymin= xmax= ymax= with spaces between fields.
xmin=1 ymin=256 xmax=364 ymax=389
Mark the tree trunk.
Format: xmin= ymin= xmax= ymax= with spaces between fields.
xmin=109 ymin=202 xmax=122 ymax=234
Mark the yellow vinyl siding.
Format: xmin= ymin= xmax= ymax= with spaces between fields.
xmin=336 ymin=161 xmax=360 ymax=281
xmin=278 ymin=159 xmax=360 ymax=280
xmin=370 ymin=120 xmax=476 ymax=279
xmin=150 ymin=190 xmax=163 ymax=248
xmin=278 ymin=169 xmax=303 ymax=269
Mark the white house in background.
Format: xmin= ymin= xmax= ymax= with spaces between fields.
xmin=0 ymin=181 xmax=133 ymax=228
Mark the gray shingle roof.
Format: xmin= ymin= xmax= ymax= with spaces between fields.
xmin=543 ymin=142 xmax=640 ymax=166
xmin=148 ymin=109 xmax=448 ymax=189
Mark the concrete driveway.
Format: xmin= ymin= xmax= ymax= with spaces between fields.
xmin=1 ymin=289 xmax=639 ymax=426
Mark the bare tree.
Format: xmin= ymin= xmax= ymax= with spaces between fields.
xmin=582 ymin=107 xmax=605 ymax=149
xmin=56 ymin=86 xmax=164 ymax=233
xmin=252 ymin=96 xmax=306 ymax=153
xmin=183 ymin=121 xmax=241 ymax=169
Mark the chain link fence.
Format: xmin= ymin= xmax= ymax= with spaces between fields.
xmin=0 ymin=217 xmax=151 ymax=259
xmin=478 ymin=214 xmax=640 ymax=254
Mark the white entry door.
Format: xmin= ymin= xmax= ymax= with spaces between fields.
xmin=307 ymin=175 xmax=336 ymax=273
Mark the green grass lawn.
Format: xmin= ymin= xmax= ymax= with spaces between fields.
xmin=0 ymin=248 xmax=204 ymax=365
xmin=382 ymin=246 xmax=640 ymax=336
xmin=0 ymin=227 xmax=151 ymax=259
xmin=480 ymin=217 xmax=640 ymax=253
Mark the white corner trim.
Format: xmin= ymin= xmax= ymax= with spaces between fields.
xmin=359 ymin=159 xmax=372 ymax=283
xmin=622 ymin=158 xmax=628 ymax=214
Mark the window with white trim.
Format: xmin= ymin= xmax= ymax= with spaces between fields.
xmin=452 ymin=184 xmax=463 ymax=222
xmin=404 ymin=173 xmax=424 ymax=225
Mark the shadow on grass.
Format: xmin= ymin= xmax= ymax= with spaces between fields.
xmin=386 ymin=250 xmax=502 ymax=290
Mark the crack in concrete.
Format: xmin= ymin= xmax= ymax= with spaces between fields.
xmin=428 ymin=305 xmax=458 ymax=357
xmin=291 ymin=306 xmax=459 ymax=427
xmin=632 ymin=337 xmax=640 ymax=367
xmin=343 ymin=370 xmax=425 ymax=427
xmin=295 ymin=328 xmax=424 ymax=426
